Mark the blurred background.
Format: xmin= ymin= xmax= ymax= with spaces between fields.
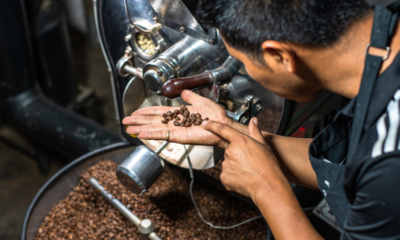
xmin=0 ymin=0 xmax=396 ymax=239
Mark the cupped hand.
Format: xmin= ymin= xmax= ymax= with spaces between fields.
xmin=123 ymin=90 xmax=233 ymax=146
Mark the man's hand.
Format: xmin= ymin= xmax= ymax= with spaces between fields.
xmin=201 ymin=117 xmax=287 ymax=199
xmin=123 ymin=90 xmax=237 ymax=146
xmin=202 ymin=118 xmax=322 ymax=240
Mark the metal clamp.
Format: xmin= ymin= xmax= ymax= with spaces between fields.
xmin=225 ymin=95 xmax=262 ymax=125
xmin=134 ymin=20 xmax=162 ymax=35
xmin=116 ymin=46 xmax=143 ymax=78
xmin=365 ymin=44 xmax=391 ymax=61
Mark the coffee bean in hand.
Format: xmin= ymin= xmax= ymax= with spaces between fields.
xmin=161 ymin=105 xmax=208 ymax=127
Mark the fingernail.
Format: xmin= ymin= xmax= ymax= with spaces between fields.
xmin=202 ymin=121 xmax=208 ymax=126
xmin=253 ymin=117 xmax=258 ymax=126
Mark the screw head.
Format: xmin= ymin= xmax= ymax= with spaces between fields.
xmin=124 ymin=34 xmax=132 ymax=41
xmin=153 ymin=17 xmax=158 ymax=22
xmin=243 ymin=99 xmax=250 ymax=108
xmin=255 ymin=104 xmax=262 ymax=112
xmin=208 ymin=39 xmax=215 ymax=45
xmin=179 ymin=26 xmax=186 ymax=33
xmin=157 ymin=70 xmax=163 ymax=76
xmin=124 ymin=49 xmax=133 ymax=58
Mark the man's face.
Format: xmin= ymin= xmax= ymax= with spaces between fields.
xmin=224 ymin=42 xmax=322 ymax=103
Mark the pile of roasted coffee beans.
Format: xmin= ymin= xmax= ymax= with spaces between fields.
xmin=162 ymin=105 xmax=209 ymax=127
xmin=35 ymin=161 xmax=266 ymax=240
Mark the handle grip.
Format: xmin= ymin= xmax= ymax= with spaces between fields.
xmin=161 ymin=72 xmax=214 ymax=99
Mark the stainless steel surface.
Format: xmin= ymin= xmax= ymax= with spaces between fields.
xmin=203 ymin=57 xmax=240 ymax=87
xmin=122 ymin=77 xmax=146 ymax=117
xmin=147 ymin=0 xmax=209 ymax=42
xmin=149 ymin=232 xmax=163 ymax=240
xmin=116 ymin=145 xmax=164 ymax=194
xmin=142 ymin=36 xmax=224 ymax=93
xmin=124 ymin=65 xmax=143 ymax=79
xmin=155 ymin=141 xmax=169 ymax=154
xmin=134 ymin=20 xmax=162 ymax=35
xmin=89 ymin=177 xmax=142 ymax=227
xmin=116 ymin=49 xmax=134 ymax=77
xmin=138 ymin=219 xmax=156 ymax=234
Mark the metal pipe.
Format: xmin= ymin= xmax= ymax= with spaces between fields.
xmin=149 ymin=232 xmax=163 ymax=240
xmin=124 ymin=65 xmax=143 ymax=79
xmin=155 ymin=141 xmax=169 ymax=154
xmin=89 ymin=177 xmax=142 ymax=227
xmin=89 ymin=177 xmax=163 ymax=240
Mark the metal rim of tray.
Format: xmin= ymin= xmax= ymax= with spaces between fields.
xmin=21 ymin=141 xmax=135 ymax=240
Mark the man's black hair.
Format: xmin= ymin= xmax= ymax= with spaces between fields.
xmin=197 ymin=0 xmax=370 ymax=63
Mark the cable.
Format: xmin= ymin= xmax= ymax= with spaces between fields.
xmin=183 ymin=145 xmax=263 ymax=230
xmin=124 ymin=0 xmax=135 ymax=27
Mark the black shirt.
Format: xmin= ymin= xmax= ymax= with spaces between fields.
xmin=340 ymin=51 xmax=400 ymax=239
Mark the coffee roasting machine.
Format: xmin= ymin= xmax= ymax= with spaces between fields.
xmin=20 ymin=0 xmax=346 ymax=239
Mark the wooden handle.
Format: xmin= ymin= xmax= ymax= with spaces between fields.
xmin=161 ymin=72 xmax=214 ymax=99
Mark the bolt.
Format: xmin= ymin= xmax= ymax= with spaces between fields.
xmin=124 ymin=34 xmax=132 ymax=41
xmin=208 ymin=39 xmax=215 ymax=45
xmin=179 ymin=26 xmax=186 ymax=33
xmin=243 ymin=99 xmax=249 ymax=108
xmin=240 ymin=116 xmax=249 ymax=125
xmin=153 ymin=17 xmax=158 ymax=22
xmin=157 ymin=70 xmax=163 ymax=76
xmin=124 ymin=49 xmax=133 ymax=58
xmin=255 ymin=104 xmax=262 ymax=112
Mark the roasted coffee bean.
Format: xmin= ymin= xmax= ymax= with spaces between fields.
xmin=195 ymin=120 xmax=202 ymax=125
xmin=190 ymin=118 xmax=195 ymax=123
xmin=174 ymin=121 xmax=180 ymax=126
xmin=175 ymin=117 xmax=180 ymax=121
xmin=185 ymin=122 xmax=192 ymax=127
xmin=198 ymin=117 xmax=203 ymax=122
xmin=193 ymin=122 xmax=200 ymax=126
xmin=167 ymin=111 xmax=173 ymax=116
xmin=162 ymin=113 xmax=167 ymax=118
xmin=190 ymin=113 xmax=196 ymax=119
xmin=36 ymin=160 xmax=266 ymax=240
xmin=180 ymin=105 xmax=185 ymax=109
xmin=180 ymin=123 xmax=186 ymax=126
xmin=167 ymin=116 xmax=173 ymax=120
xmin=184 ymin=110 xmax=189 ymax=115
xmin=174 ymin=110 xmax=180 ymax=115
xmin=204 ymin=117 xmax=209 ymax=121
xmin=162 ymin=119 xmax=168 ymax=124
xmin=196 ymin=113 xmax=201 ymax=118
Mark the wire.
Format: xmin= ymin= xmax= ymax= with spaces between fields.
xmin=124 ymin=0 xmax=135 ymax=27
xmin=183 ymin=145 xmax=263 ymax=230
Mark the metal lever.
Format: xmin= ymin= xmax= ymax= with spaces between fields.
xmin=161 ymin=73 xmax=214 ymax=99
xmin=161 ymin=56 xmax=243 ymax=99
xmin=90 ymin=178 xmax=162 ymax=240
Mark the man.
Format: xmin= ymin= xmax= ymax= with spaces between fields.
xmin=123 ymin=0 xmax=400 ymax=239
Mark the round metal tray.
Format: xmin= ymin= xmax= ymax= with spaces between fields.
xmin=21 ymin=142 xmax=136 ymax=240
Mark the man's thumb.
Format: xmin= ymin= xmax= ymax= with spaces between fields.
xmin=249 ymin=117 xmax=266 ymax=144
xmin=181 ymin=90 xmax=204 ymax=104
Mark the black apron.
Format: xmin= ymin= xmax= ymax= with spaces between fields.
xmin=309 ymin=4 xmax=399 ymax=229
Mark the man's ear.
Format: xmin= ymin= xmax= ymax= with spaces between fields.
xmin=261 ymin=41 xmax=296 ymax=73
